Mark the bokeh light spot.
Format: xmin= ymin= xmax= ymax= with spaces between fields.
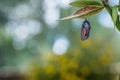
xmin=52 ymin=37 xmax=69 ymax=55
xmin=98 ymin=11 xmax=114 ymax=29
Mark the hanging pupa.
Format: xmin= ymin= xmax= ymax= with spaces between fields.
xmin=81 ymin=19 xmax=91 ymax=40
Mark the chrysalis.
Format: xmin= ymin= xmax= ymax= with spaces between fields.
xmin=81 ymin=19 xmax=91 ymax=40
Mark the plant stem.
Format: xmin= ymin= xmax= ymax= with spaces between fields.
xmin=119 ymin=0 xmax=120 ymax=11
xmin=119 ymin=0 xmax=120 ymax=6
xmin=101 ymin=0 xmax=112 ymax=16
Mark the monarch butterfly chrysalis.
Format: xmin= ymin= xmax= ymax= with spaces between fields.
xmin=81 ymin=19 xmax=91 ymax=40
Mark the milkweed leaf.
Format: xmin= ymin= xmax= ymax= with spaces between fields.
xmin=74 ymin=6 xmax=104 ymax=18
xmin=59 ymin=6 xmax=104 ymax=20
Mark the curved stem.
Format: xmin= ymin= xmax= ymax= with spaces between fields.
xmin=101 ymin=0 xmax=112 ymax=16
xmin=119 ymin=0 xmax=120 ymax=6
xmin=119 ymin=0 xmax=120 ymax=11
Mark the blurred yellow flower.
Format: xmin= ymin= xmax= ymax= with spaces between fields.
xmin=61 ymin=73 xmax=82 ymax=80
xmin=44 ymin=65 xmax=55 ymax=75
xmin=80 ymin=66 xmax=91 ymax=76
xmin=100 ymin=55 xmax=110 ymax=65
xmin=69 ymin=61 xmax=79 ymax=69
xmin=80 ymin=40 xmax=91 ymax=48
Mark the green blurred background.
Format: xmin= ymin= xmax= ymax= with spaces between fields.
xmin=0 ymin=0 xmax=120 ymax=80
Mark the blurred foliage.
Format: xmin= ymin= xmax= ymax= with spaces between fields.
xmin=27 ymin=39 xmax=118 ymax=80
xmin=0 ymin=0 xmax=120 ymax=80
xmin=0 ymin=0 xmax=28 ymax=7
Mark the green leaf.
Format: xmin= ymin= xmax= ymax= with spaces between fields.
xmin=111 ymin=6 xmax=120 ymax=31
xmin=116 ymin=16 xmax=120 ymax=31
xmin=112 ymin=6 xmax=118 ymax=25
xmin=59 ymin=6 xmax=104 ymax=20
xmin=69 ymin=0 xmax=103 ymax=7
xmin=101 ymin=0 xmax=120 ymax=31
